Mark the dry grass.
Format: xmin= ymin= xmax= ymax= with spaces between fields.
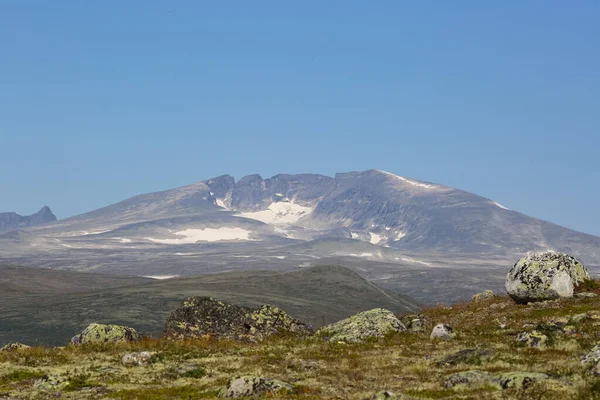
xmin=3 ymin=290 xmax=600 ymax=399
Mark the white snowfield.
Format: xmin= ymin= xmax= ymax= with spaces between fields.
xmin=146 ymin=227 xmax=252 ymax=244
xmin=396 ymin=231 xmax=407 ymax=241
xmin=369 ymin=232 xmax=383 ymax=244
xmin=215 ymin=199 xmax=228 ymax=209
xmin=376 ymin=170 xmax=438 ymax=189
xmin=239 ymin=201 xmax=313 ymax=225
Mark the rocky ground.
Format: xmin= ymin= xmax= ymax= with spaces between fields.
xmin=3 ymin=285 xmax=600 ymax=399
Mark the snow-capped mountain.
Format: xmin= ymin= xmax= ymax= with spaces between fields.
xmin=1 ymin=170 xmax=598 ymax=304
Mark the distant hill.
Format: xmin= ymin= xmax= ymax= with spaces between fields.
xmin=0 ymin=206 xmax=56 ymax=232
xmin=0 ymin=264 xmax=420 ymax=346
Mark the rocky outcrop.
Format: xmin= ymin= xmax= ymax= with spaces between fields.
xmin=505 ymin=252 xmax=590 ymax=303
xmin=399 ymin=314 xmax=428 ymax=333
xmin=516 ymin=331 xmax=548 ymax=348
xmin=71 ymin=323 xmax=142 ymax=345
xmin=430 ymin=324 xmax=455 ymax=340
xmin=317 ymin=308 xmax=406 ymax=343
xmin=218 ymin=376 xmax=293 ymax=398
xmin=163 ymin=297 xmax=310 ymax=341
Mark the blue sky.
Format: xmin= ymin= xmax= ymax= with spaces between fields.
xmin=1 ymin=1 xmax=599 ymax=235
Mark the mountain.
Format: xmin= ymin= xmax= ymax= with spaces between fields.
xmin=0 ymin=264 xmax=419 ymax=346
xmin=0 ymin=206 xmax=56 ymax=232
xmin=0 ymin=170 xmax=598 ymax=304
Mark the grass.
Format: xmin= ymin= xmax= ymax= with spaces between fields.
xmin=3 ymin=286 xmax=600 ymax=398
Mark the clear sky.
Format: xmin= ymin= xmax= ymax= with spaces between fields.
xmin=1 ymin=1 xmax=599 ymax=235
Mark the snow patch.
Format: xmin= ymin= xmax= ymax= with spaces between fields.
xmin=395 ymin=231 xmax=407 ymax=241
xmin=369 ymin=232 xmax=383 ymax=245
xmin=273 ymin=256 xmax=286 ymax=259
xmin=114 ymin=237 xmax=132 ymax=243
xmin=349 ymin=252 xmax=375 ymax=258
xmin=146 ymin=227 xmax=252 ymax=244
xmin=143 ymin=275 xmax=180 ymax=280
xmin=401 ymin=257 xmax=432 ymax=266
xmin=215 ymin=199 xmax=228 ymax=209
xmin=492 ymin=201 xmax=510 ymax=210
xmin=350 ymin=232 xmax=360 ymax=239
xmin=377 ymin=170 xmax=437 ymax=189
xmin=239 ymin=201 xmax=313 ymax=225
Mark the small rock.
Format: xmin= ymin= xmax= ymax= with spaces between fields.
xmin=570 ymin=313 xmax=589 ymax=324
xmin=471 ymin=290 xmax=495 ymax=302
xmin=436 ymin=348 xmax=495 ymax=367
xmin=430 ymin=324 xmax=455 ymax=340
xmin=122 ymin=351 xmax=152 ymax=367
xmin=317 ymin=308 xmax=406 ymax=343
xmin=576 ymin=292 xmax=597 ymax=299
xmin=516 ymin=331 xmax=548 ymax=348
xmin=33 ymin=375 xmax=67 ymax=392
xmin=71 ymin=323 xmax=142 ymax=345
xmin=495 ymin=372 xmax=550 ymax=390
xmin=444 ymin=370 xmax=495 ymax=389
xmin=0 ymin=342 xmax=31 ymax=352
xmin=371 ymin=391 xmax=396 ymax=399
xmin=582 ymin=344 xmax=600 ymax=364
xmin=219 ymin=376 xmax=293 ymax=398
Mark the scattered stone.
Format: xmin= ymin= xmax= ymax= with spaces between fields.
xmin=122 ymin=351 xmax=152 ymax=367
xmin=317 ymin=308 xmax=406 ymax=343
xmin=436 ymin=348 xmax=495 ymax=367
xmin=494 ymin=372 xmax=551 ymax=390
xmin=444 ymin=370 xmax=495 ymax=389
xmin=430 ymin=324 xmax=455 ymax=340
xmin=400 ymin=314 xmax=428 ymax=333
xmin=471 ymin=290 xmax=495 ymax=302
xmin=0 ymin=342 xmax=31 ymax=352
xmin=164 ymin=297 xmax=310 ymax=341
xmin=582 ymin=344 xmax=600 ymax=364
xmin=570 ymin=313 xmax=589 ymax=324
xmin=371 ymin=391 xmax=396 ymax=399
xmin=445 ymin=370 xmax=552 ymax=390
xmin=505 ymin=252 xmax=590 ymax=304
xmin=576 ymin=292 xmax=598 ymax=299
xmin=33 ymin=375 xmax=67 ymax=392
xmin=516 ymin=331 xmax=548 ymax=348
xmin=496 ymin=317 xmax=508 ymax=329
xmin=71 ymin=323 xmax=142 ymax=345
xmin=218 ymin=376 xmax=293 ymax=398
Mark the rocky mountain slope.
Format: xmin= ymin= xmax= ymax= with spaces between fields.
xmin=1 ymin=170 xmax=598 ymax=303
xmin=0 ymin=206 xmax=56 ymax=232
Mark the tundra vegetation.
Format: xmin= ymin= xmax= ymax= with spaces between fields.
xmin=1 ymin=253 xmax=600 ymax=399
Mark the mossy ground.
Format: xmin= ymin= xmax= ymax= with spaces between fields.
xmin=3 ymin=289 xmax=600 ymax=399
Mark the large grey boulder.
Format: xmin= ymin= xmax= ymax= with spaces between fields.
xmin=71 ymin=323 xmax=142 ymax=345
xmin=505 ymin=252 xmax=590 ymax=303
xmin=317 ymin=308 xmax=406 ymax=343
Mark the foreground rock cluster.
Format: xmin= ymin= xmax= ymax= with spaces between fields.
xmin=1 ymin=251 xmax=599 ymax=399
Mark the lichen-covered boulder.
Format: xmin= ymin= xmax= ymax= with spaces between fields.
xmin=71 ymin=323 xmax=142 ymax=345
xmin=471 ymin=290 xmax=495 ymax=302
xmin=505 ymin=252 xmax=590 ymax=303
xmin=0 ymin=342 xmax=31 ymax=352
xmin=445 ymin=370 xmax=552 ymax=390
xmin=164 ymin=297 xmax=310 ymax=341
xmin=218 ymin=376 xmax=293 ymax=398
xmin=430 ymin=324 xmax=455 ymax=340
xmin=122 ymin=351 xmax=152 ymax=367
xmin=316 ymin=308 xmax=406 ymax=343
xmin=516 ymin=331 xmax=548 ymax=348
